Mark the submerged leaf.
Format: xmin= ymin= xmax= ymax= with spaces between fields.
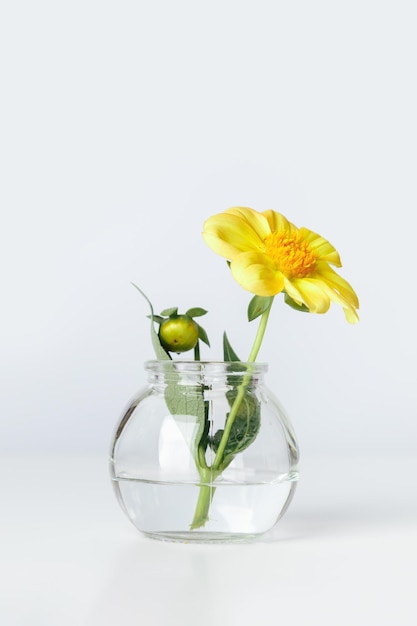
xmin=210 ymin=388 xmax=260 ymax=463
xmin=164 ymin=364 xmax=207 ymax=467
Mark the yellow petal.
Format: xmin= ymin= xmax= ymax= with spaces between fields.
xmin=343 ymin=307 xmax=360 ymax=324
xmin=315 ymin=262 xmax=359 ymax=309
xmin=299 ymin=228 xmax=342 ymax=267
xmin=282 ymin=280 xmax=305 ymax=307
xmin=296 ymin=270 xmax=359 ymax=323
xmin=287 ymin=278 xmax=331 ymax=314
xmin=225 ymin=207 xmax=271 ymax=240
xmin=315 ymin=279 xmax=360 ymax=323
xmin=262 ymin=210 xmax=298 ymax=235
xmin=230 ymin=251 xmax=285 ymax=296
xmin=202 ymin=213 xmax=265 ymax=260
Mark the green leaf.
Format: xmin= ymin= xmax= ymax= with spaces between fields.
xmin=196 ymin=323 xmax=210 ymax=347
xmin=164 ymin=364 xmax=207 ymax=467
xmin=146 ymin=314 xmax=164 ymax=325
xmin=185 ymin=307 xmax=208 ymax=318
xmin=160 ymin=307 xmax=178 ymax=317
xmin=131 ymin=283 xmax=171 ymax=360
xmin=223 ymin=332 xmax=241 ymax=362
xmin=248 ymin=295 xmax=274 ymax=321
xmin=284 ymin=292 xmax=310 ymax=313
xmin=210 ymin=388 xmax=260 ymax=463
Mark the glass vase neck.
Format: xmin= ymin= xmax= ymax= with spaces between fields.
xmin=145 ymin=360 xmax=268 ymax=382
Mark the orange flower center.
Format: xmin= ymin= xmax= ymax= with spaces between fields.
xmin=263 ymin=231 xmax=317 ymax=278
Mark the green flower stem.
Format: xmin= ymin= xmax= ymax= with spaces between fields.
xmin=212 ymin=297 xmax=274 ymax=471
xmin=190 ymin=468 xmax=219 ymax=530
xmin=190 ymin=485 xmax=212 ymax=529
xmin=190 ymin=442 xmax=215 ymax=530
xmin=190 ymin=297 xmax=274 ymax=530
xmin=197 ymin=440 xmax=208 ymax=470
xmin=247 ymin=297 xmax=274 ymax=363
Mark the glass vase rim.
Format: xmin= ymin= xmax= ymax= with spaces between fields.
xmin=145 ymin=359 xmax=268 ymax=372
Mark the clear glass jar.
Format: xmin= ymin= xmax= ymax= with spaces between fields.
xmin=110 ymin=361 xmax=299 ymax=542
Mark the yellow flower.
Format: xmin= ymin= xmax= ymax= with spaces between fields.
xmin=203 ymin=207 xmax=359 ymax=323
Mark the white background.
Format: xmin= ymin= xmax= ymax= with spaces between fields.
xmin=1 ymin=2 xmax=416 ymax=625
xmin=1 ymin=1 xmax=416 ymax=456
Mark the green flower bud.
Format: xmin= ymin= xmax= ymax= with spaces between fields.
xmin=158 ymin=315 xmax=199 ymax=353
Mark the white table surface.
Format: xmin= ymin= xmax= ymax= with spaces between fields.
xmin=1 ymin=453 xmax=416 ymax=626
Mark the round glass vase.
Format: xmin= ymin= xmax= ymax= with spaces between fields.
xmin=110 ymin=361 xmax=299 ymax=543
